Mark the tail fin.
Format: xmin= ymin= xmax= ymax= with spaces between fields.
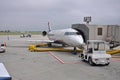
xmin=48 ymin=22 xmax=51 ymax=32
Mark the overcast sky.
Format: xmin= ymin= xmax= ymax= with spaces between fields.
xmin=0 ymin=0 xmax=120 ymax=31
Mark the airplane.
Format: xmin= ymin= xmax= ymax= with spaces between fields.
xmin=40 ymin=22 xmax=84 ymax=54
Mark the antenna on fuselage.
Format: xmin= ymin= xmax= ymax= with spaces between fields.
xmin=48 ymin=22 xmax=51 ymax=32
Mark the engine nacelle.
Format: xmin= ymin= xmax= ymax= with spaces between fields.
xmin=42 ymin=31 xmax=47 ymax=36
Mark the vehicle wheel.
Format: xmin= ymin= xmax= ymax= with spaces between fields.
xmin=48 ymin=43 xmax=52 ymax=47
xmin=88 ymin=58 xmax=94 ymax=66
xmin=62 ymin=44 xmax=65 ymax=47
xmin=0 ymin=50 xmax=5 ymax=53
xmin=80 ymin=54 xmax=84 ymax=61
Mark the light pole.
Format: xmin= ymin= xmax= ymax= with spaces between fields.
xmin=7 ymin=30 xmax=9 ymax=40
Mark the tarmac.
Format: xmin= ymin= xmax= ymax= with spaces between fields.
xmin=0 ymin=35 xmax=120 ymax=80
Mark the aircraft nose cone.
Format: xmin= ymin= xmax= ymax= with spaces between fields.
xmin=77 ymin=36 xmax=84 ymax=44
xmin=75 ymin=39 xmax=83 ymax=46
xmin=72 ymin=35 xmax=84 ymax=47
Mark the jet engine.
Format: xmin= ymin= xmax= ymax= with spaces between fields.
xmin=42 ymin=31 xmax=47 ymax=36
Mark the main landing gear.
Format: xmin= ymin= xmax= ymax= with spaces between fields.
xmin=73 ymin=47 xmax=77 ymax=55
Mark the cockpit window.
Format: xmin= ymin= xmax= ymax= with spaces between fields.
xmin=64 ymin=32 xmax=77 ymax=35
xmin=76 ymin=32 xmax=80 ymax=35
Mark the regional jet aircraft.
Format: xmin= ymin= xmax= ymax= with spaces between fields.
xmin=29 ymin=22 xmax=84 ymax=54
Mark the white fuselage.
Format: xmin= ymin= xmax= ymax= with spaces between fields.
xmin=47 ymin=28 xmax=84 ymax=47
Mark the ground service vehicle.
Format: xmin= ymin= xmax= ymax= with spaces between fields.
xmin=0 ymin=43 xmax=6 ymax=53
xmin=0 ymin=63 xmax=12 ymax=80
xmin=80 ymin=40 xmax=111 ymax=66
xmin=20 ymin=33 xmax=31 ymax=38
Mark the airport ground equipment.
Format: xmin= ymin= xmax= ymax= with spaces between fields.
xmin=109 ymin=41 xmax=120 ymax=49
xmin=29 ymin=44 xmax=82 ymax=52
xmin=0 ymin=63 xmax=12 ymax=80
xmin=107 ymin=50 xmax=120 ymax=55
xmin=79 ymin=40 xmax=111 ymax=66
xmin=0 ymin=43 xmax=6 ymax=53
xmin=20 ymin=33 xmax=31 ymax=38
xmin=28 ymin=43 xmax=120 ymax=55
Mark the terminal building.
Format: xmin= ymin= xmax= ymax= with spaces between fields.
xmin=72 ymin=24 xmax=120 ymax=48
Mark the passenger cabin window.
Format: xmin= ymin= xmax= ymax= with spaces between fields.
xmin=48 ymin=34 xmax=54 ymax=36
xmin=64 ymin=32 xmax=77 ymax=35
xmin=97 ymin=28 xmax=103 ymax=36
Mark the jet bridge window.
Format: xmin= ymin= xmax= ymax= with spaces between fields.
xmin=64 ymin=32 xmax=77 ymax=35
xmin=97 ymin=28 xmax=103 ymax=36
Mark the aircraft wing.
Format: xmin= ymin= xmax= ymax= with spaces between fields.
xmin=10 ymin=39 xmax=54 ymax=43
xmin=27 ymin=40 xmax=54 ymax=43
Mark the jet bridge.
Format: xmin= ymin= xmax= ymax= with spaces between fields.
xmin=72 ymin=24 xmax=89 ymax=43
xmin=72 ymin=24 xmax=120 ymax=49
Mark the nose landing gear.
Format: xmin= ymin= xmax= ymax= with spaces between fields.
xmin=73 ymin=47 xmax=77 ymax=55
